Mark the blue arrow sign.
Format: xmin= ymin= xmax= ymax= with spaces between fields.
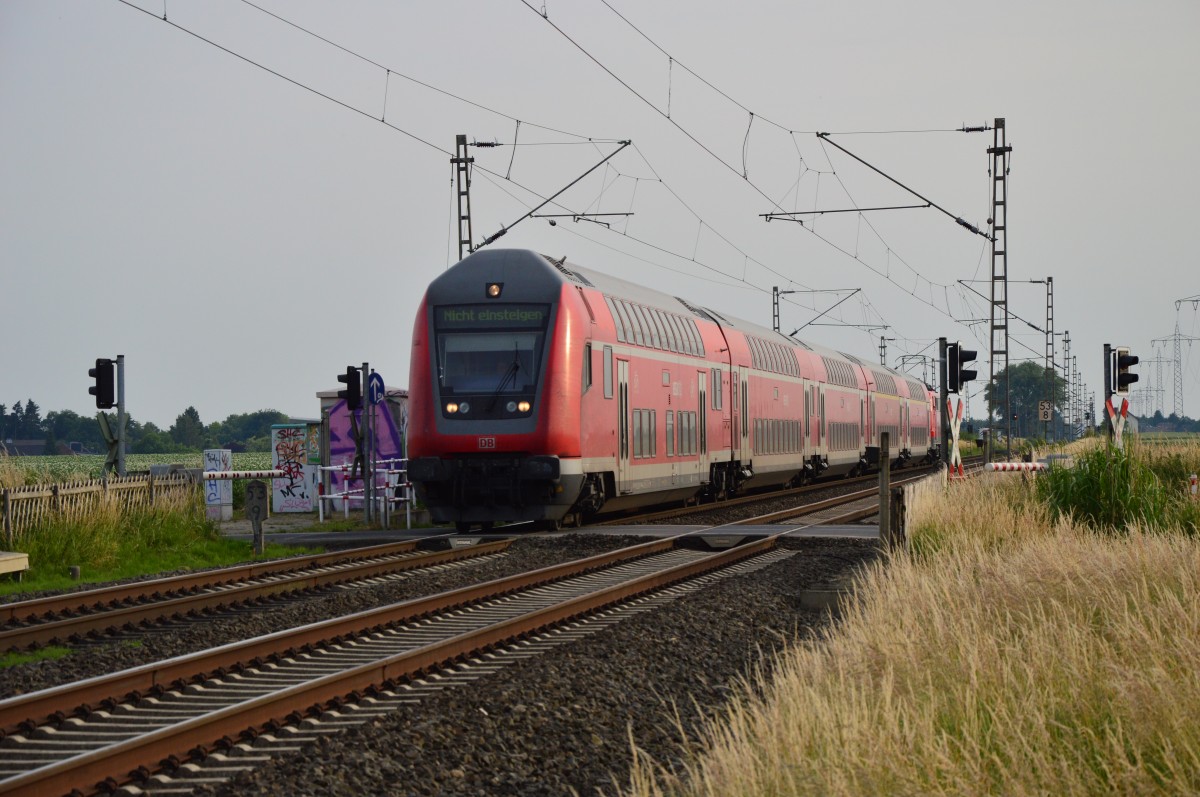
xmin=367 ymin=372 xmax=385 ymax=406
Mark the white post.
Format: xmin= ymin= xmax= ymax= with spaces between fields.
xmin=203 ymin=449 xmax=233 ymax=521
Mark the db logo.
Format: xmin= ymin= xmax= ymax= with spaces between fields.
xmin=478 ymin=437 xmax=497 ymax=449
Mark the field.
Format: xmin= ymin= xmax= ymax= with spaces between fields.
xmin=1 ymin=453 xmax=274 ymax=487
xmin=623 ymin=438 xmax=1200 ymax=796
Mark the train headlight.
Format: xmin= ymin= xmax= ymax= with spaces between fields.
xmin=518 ymin=401 xmax=531 ymax=412
xmin=445 ymin=402 xmax=459 ymax=414
xmin=459 ymin=401 xmax=471 ymax=415
xmin=486 ymin=282 xmax=503 ymax=298
xmin=506 ymin=401 xmax=517 ymax=413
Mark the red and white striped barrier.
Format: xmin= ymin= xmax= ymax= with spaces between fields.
xmin=986 ymin=462 xmax=1047 ymax=472
xmin=202 ymin=470 xmax=285 ymax=480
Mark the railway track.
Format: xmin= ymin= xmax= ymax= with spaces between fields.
xmin=0 ymin=539 xmax=513 ymax=652
xmin=600 ymin=458 xmax=982 ymax=528
xmin=0 ymin=534 xmax=788 ymax=795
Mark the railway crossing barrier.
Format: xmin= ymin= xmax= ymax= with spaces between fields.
xmin=318 ymin=459 xmax=415 ymax=529
xmin=986 ymin=462 xmax=1048 ymax=472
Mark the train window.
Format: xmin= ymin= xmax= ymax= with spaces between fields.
xmin=641 ymin=305 xmax=657 ymax=348
xmin=648 ymin=309 xmax=666 ymax=350
xmin=621 ymin=301 xmax=638 ymax=345
xmin=711 ymin=369 xmax=722 ymax=410
xmin=683 ymin=319 xmax=698 ymax=356
xmin=643 ymin=306 xmax=660 ymax=349
xmin=662 ymin=369 xmax=670 ymax=386
xmin=742 ymin=378 xmax=748 ymax=437
xmin=631 ymin=305 xmax=648 ymax=347
xmin=603 ymin=346 xmax=613 ymax=399
xmin=610 ymin=299 xmax=630 ymax=343
xmin=629 ymin=304 xmax=646 ymax=347
xmin=666 ymin=411 xmax=674 ymax=456
xmin=583 ymin=343 xmax=593 ymax=393
xmin=820 ymin=393 xmax=825 ymax=445
xmin=633 ymin=410 xmax=643 ymax=459
xmin=649 ymin=411 xmax=657 ymax=457
xmin=663 ymin=312 xmax=680 ymax=352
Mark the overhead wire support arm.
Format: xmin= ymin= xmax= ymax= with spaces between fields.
xmin=473 ymin=140 xmax=631 ymax=251
xmin=789 ymin=288 xmax=861 ymax=335
xmin=762 ymin=203 xmax=931 ymax=222
xmin=815 ymin=132 xmax=994 ymax=241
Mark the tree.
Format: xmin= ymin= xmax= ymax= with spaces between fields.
xmin=169 ymin=406 xmax=205 ymax=450
xmin=982 ymin=361 xmax=1067 ymax=440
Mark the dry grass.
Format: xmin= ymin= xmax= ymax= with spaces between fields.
xmin=622 ymin=474 xmax=1200 ymax=796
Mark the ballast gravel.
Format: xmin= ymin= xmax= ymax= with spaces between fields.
xmin=197 ymin=535 xmax=881 ymax=797
xmin=0 ymin=533 xmax=882 ymax=796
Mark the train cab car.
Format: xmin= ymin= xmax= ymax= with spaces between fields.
xmin=407 ymin=250 xmax=588 ymax=529
xmin=407 ymin=248 xmax=935 ymax=531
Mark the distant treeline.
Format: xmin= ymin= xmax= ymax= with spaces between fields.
xmin=0 ymin=401 xmax=289 ymax=454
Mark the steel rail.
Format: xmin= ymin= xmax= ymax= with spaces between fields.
xmin=0 ymin=536 xmax=771 ymax=796
xmin=595 ymin=460 xmax=966 ymax=527
xmin=0 ymin=539 xmax=430 ymax=625
xmin=0 ymin=540 xmax=515 ymax=652
xmin=736 ymin=464 xmax=985 ymax=526
xmin=0 ymin=538 xmax=677 ymax=739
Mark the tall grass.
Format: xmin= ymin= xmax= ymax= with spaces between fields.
xmin=1 ymin=490 xmax=310 ymax=594
xmin=622 ymin=469 xmax=1200 ymax=796
xmin=1037 ymin=441 xmax=1200 ymax=535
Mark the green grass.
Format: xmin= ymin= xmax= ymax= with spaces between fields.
xmin=0 ymin=495 xmax=322 ymax=595
xmin=0 ymin=646 xmax=71 ymax=669
xmin=1037 ymin=441 xmax=1200 ymax=534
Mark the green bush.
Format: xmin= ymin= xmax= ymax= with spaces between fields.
xmin=1037 ymin=444 xmax=1175 ymax=532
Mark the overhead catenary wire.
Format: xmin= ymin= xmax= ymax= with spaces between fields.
xmin=538 ymin=2 xmax=1016 ymax=360
xmin=519 ymin=0 xmax=988 ymax=342
xmin=118 ymin=0 xmax=908 ymax=349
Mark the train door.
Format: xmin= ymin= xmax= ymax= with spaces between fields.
xmin=741 ymin=372 xmax=749 ymax=460
xmin=819 ymin=386 xmax=826 ymax=453
xmin=697 ymin=371 xmax=709 ymax=483
xmin=617 ymin=359 xmax=630 ymax=494
xmin=729 ymin=368 xmax=742 ymax=462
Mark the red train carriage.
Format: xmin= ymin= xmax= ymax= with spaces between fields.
xmin=407 ymin=249 xmax=934 ymax=530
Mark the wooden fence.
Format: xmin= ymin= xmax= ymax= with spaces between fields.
xmin=1 ymin=474 xmax=196 ymax=545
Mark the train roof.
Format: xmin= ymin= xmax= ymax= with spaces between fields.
xmin=443 ymin=249 xmax=922 ymax=389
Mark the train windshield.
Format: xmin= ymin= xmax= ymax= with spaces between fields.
xmin=434 ymin=304 xmax=550 ymax=396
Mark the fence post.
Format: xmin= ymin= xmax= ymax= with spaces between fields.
xmin=2 ymin=490 xmax=10 ymax=548
xmin=879 ymin=432 xmax=892 ymax=549
xmin=890 ymin=484 xmax=907 ymax=551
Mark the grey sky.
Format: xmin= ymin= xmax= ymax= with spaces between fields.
xmin=3 ymin=0 xmax=1198 ymax=430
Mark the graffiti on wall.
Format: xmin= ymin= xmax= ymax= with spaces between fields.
xmin=326 ymin=397 xmax=407 ymax=506
xmin=203 ymin=448 xmax=232 ymax=520
xmin=272 ymin=424 xmax=318 ymax=512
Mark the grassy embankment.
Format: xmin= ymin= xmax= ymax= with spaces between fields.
xmin=0 ymin=456 xmax=316 ymax=595
xmin=625 ymin=438 xmax=1200 ymax=796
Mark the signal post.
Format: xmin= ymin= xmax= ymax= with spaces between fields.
xmin=941 ymin=337 xmax=977 ymax=476
xmin=1104 ymin=344 xmax=1139 ymax=449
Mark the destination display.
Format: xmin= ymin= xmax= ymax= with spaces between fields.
xmin=436 ymin=304 xmax=550 ymax=329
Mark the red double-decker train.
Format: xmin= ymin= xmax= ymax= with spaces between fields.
xmin=407 ymin=249 xmax=939 ymax=530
